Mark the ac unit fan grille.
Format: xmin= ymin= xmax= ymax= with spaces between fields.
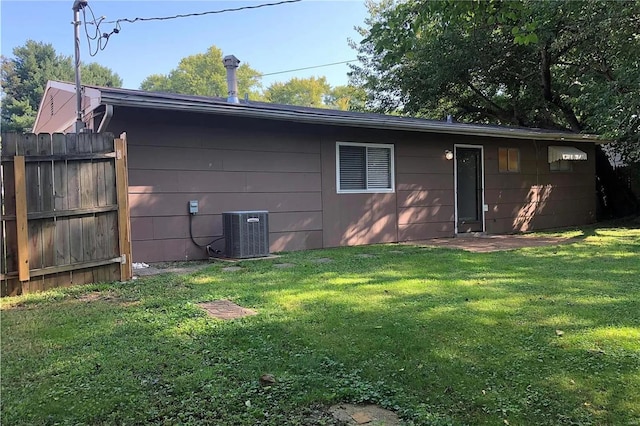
xmin=223 ymin=211 xmax=269 ymax=259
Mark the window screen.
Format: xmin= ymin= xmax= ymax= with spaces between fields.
xmin=339 ymin=145 xmax=366 ymax=190
xmin=337 ymin=143 xmax=394 ymax=192
xmin=366 ymin=147 xmax=392 ymax=189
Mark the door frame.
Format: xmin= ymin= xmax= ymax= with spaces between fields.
xmin=454 ymin=144 xmax=486 ymax=234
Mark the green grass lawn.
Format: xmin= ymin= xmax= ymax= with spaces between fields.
xmin=2 ymin=226 xmax=639 ymax=425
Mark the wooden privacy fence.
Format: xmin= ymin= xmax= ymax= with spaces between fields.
xmin=1 ymin=132 xmax=132 ymax=297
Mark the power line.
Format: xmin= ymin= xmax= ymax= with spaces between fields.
xmin=79 ymin=0 xmax=357 ymax=83
xmin=103 ymin=0 xmax=302 ymax=25
xmin=82 ymin=0 xmax=301 ymax=58
xmin=259 ymin=60 xmax=358 ymax=77
xmin=83 ymin=0 xmax=302 ymax=57
xmin=83 ymin=3 xmax=116 ymax=57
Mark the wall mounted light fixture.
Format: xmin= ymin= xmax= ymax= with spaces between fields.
xmin=445 ymin=150 xmax=454 ymax=160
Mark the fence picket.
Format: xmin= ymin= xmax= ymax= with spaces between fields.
xmin=53 ymin=133 xmax=71 ymax=266
xmin=1 ymin=147 xmax=17 ymax=274
xmin=23 ymin=134 xmax=41 ymax=213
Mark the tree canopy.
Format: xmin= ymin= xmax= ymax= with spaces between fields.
xmin=351 ymin=0 xmax=640 ymax=161
xmin=139 ymin=46 xmax=262 ymax=99
xmin=324 ymin=84 xmax=367 ymax=111
xmin=1 ymin=40 xmax=122 ymax=132
xmin=264 ymin=76 xmax=331 ymax=108
xmin=138 ymin=46 xmax=365 ymax=111
xmin=263 ymin=76 xmax=365 ymax=110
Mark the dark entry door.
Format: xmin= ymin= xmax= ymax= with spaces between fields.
xmin=456 ymin=147 xmax=484 ymax=233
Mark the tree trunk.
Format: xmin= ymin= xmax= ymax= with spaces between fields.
xmin=540 ymin=45 xmax=583 ymax=132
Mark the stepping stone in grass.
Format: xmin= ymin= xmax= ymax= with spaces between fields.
xmin=329 ymin=403 xmax=400 ymax=425
xmin=222 ymin=266 xmax=242 ymax=272
xmin=356 ymin=254 xmax=375 ymax=258
xmin=388 ymin=250 xmax=404 ymax=254
xmin=198 ymin=300 xmax=257 ymax=320
xmin=312 ymin=258 xmax=333 ymax=263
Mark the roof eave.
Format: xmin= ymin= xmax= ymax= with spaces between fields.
xmin=99 ymin=92 xmax=605 ymax=144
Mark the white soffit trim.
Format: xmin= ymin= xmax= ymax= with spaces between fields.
xmin=548 ymin=146 xmax=588 ymax=162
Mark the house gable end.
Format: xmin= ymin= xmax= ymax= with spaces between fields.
xmin=33 ymin=81 xmax=102 ymax=133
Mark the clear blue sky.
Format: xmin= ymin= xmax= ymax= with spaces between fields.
xmin=1 ymin=0 xmax=368 ymax=90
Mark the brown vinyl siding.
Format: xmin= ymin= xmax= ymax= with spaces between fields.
xmin=321 ymin=137 xmax=398 ymax=247
xmin=31 ymin=83 xmax=600 ymax=264
xmin=396 ymin=136 xmax=455 ymax=240
xmin=104 ymin=106 xmax=596 ymax=262
xmin=128 ymin=145 xmax=319 ymax=172
xmin=107 ymin=108 xmax=323 ymax=262
xmin=319 ymin=130 xmax=458 ymax=246
xmin=397 ymin=174 xmax=453 ymax=191
xmin=483 ymin=140 xmax=596 ymax=233
xmin=397 ymin=189 xmax=452 ymax=207
xmin=270 ymin=230 xmax=324 ymax=252
xmin=398 ymin=222 xmax=455 ymax=240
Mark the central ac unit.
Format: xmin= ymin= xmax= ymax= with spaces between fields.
xmin=222 ymin=211 xmax=269 ymax=259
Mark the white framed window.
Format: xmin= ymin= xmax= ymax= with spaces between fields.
xmin=336 ymin=142 xmax=395 ymax=193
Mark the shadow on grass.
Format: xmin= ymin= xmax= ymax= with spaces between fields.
xmin=1 ymin=229 xmax=639 ymax=425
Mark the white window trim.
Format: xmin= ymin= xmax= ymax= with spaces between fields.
xmin=336 ymin=141 xmax=395 ymax=194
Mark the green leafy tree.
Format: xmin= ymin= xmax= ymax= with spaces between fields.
xmin=138 ymin=46 xmax=360 ymax=111
xmin=264 ymin=76 xmax=331 ymax=108
xmin=81 ymin=62 xmax=123 ymax=88
xmin=264 ymin=77 xmax=364 ymax=111
xmin=325 ymin=85 xmax=367 ymax=111
xmin=351 ymin=0 xmax=640 ymax=161
xmin=139 ymin=74 xmax=171 ymax=92
xmin=139 ymin=46 xmax=262 ymax=99
xmin=1 ymin=40 xmax=122 ymax=132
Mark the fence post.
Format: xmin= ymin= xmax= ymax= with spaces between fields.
xmin=14 ymin=156 xmax=30 ymax=282
xmin=115 ymin=134 xmax=132 ymax=281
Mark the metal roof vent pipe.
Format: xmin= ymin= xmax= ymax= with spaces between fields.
xmin=223 ymin=55 xmax=240 ymax=104
xmin=446 ymin=114 xmax=454 ymax=124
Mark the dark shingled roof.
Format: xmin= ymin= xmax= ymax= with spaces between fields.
xmin=92 ymin=84 xmax=600 ymax=143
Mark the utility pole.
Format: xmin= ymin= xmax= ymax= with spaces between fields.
xmin=72 ymin=0 xmax=88 ymax=133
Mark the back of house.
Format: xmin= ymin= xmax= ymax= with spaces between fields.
xmin=32 ymin=80 xmax=599 ymax=263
